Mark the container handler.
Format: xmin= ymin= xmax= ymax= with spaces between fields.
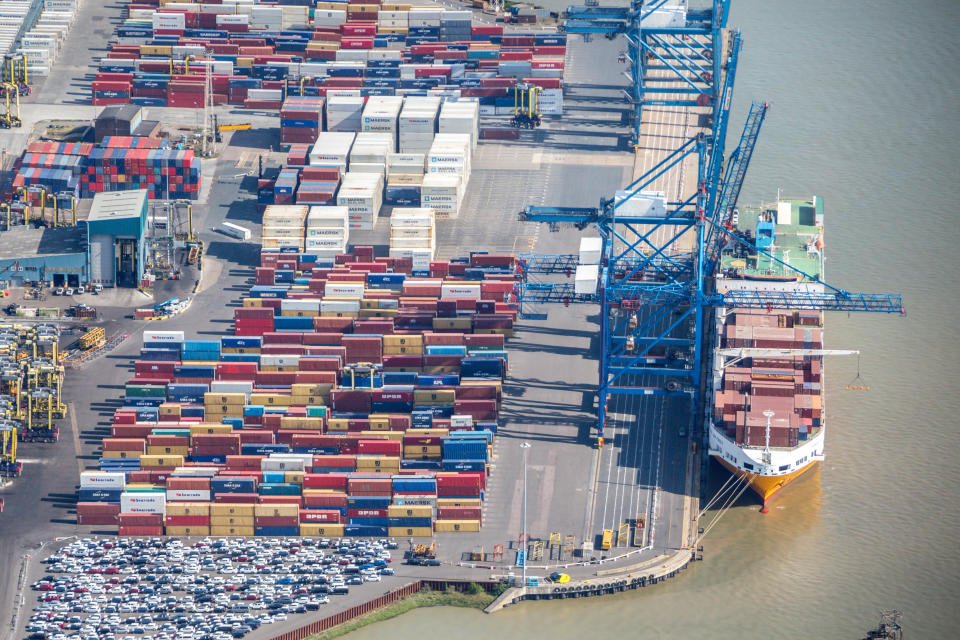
xmin=511 ymin=82 xmax=542 ymax=129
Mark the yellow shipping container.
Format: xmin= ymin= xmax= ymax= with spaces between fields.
xmin=250 ymin=393 xmax=293 ymax=406
xmin=403 ymin=445 xmax=442 ymax=457
xmin=165 ymin=502 xmax=211 ymax=517
xmin=210 ymin=525 xmax=255 ymax=536
xmin=299 ymin=523 xmax=345 ymax=537
xmin=203 ymin=406 xmax=243 ymax=418
xmin=284 ymin=471 xmax=304 ymax=484
xmin=146 ymin=445 xmax=189 ymax=456
xmin=368 ymin=415 xmax=391 ymax=429
xmin=387 ymin=505 xmax=433 ymax=518
xmin=158 ymin=404 xmax=181 ymax=416
xmin=436 ymin=498 xmax=482 ymax=508
xmin=477 ymin=327 xmax=514 ymax=338
xmin=234 ymin=57 xmax=254 ymax=68
xmin=378 ymin=27 xmax=409 ymax=35
xmin=358 ymin=429 xmax=400 ymax=441
xmin=414 ymin=389 xmax=456 ymax=404
xmin=358 ymin=309 xmax=398 ymax=318
xmin=383 ymin=335 xmax=423 ymax=347
xmin=381 ymin=3 xmax=412 ymax=9
xmin=242 ymin=298 xmax=263 ymax=307
xmin=210 ymin=503 xmax=256 ymax=517
xmin=280 ymin=416 xmax=324 ymax=430
xmin=285 ymin=396 xmax=326 ymax=408
xmin=355 ymin=456 xmax=401 ymax=469
xmin=320 ymin=311 xmax=359 ymax=318
xmin=210 ymin=515 xmax=254 ymax=526
xmin=411 ymin=428 xmax=450 ymax=436
xmin=326 ymin=418 xmax=349 ymax=432
xmin=254 ymin=504 xmax=299 ymax=518
xmin=433 ymin=318 xmax=472 ymax=330
xmin=139 ymin=454 xmax=184 ymax=468
xmin=433 ymin=519 xmax=481 ymax=533
xmin=101 ymin=450 xmax=142 ymax=458
xmin=204 ymin=393 xmax=247 ymax=406
xmin=388 ymin=526 xmax=432 ymax=538
xmin=189 ymin=423 xmax=233 ymax=435
xmin=383 ymin=345 xmax=424 ymax=355
xmin=291 ymin=383 xmax=332 ymax=396
xmin=220 ymin=347 xmax=260 ymax=354
xmin=123 ymin=483 xmax=158 ymax=491
xmin=139 ymin=45 xmax=172 ymax=56
xmin=165 ymin=526 xmax=210 ymax=536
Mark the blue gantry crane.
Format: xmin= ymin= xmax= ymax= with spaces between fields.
xmin=514 ymin=3 xmax=903 ymax=445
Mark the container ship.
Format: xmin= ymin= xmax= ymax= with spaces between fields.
xmin=709 ymin=196 xmax=826 ymax=508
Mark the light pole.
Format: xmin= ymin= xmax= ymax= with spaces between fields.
xmin=520 ymin=441 xmax=530 ymax=585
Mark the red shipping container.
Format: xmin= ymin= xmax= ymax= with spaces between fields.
xmin=303 ymin=473 xmax=350 ymax=489
xmin=357 ymin=440 xmax=401 ymax=456
xmin=347 ymin=508 xmax=387 ymax=519
xmin=165 ymin=477 xmax=210 ymax=491
xmin=119 ymin=526 xmax=164 ymax=536
xmin=299 ymin=509 xmax=341 ymax=523
xmin=437 ymin=506 xmax=481 ymax=521
xmin=213 ymin=492 xmax=259 ymax=503
xmin=76 ymin=502 xmax=121 ymax=526
xmin=118 ymin=513 xmax=164 ymax=526
xmin=303 ymin=493 xmax=348 ymax=508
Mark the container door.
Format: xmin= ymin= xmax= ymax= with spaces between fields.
xmin=90 ymin=234 xmax=114 ymax=285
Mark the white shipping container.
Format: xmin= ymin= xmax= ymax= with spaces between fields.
xmin=247 ymin=88 xmax=282 ymax=101
xmin=144 ymin=331 xmax=185 ymax=343
xmin=209 ymin=380 xmax=254 ymax=395
xmin=260 ymin=458 xmax=304 ymax=472
xmin=280 ymin=299 xmax=320 ymax=312
xmin=575 ymin=265 xmax=600 ymax=295
xmin=305 ymin=239 xmax=346 ymax=253
xmin=441 ymin=284 xmax=481 ymax=299
xmin=310 ymin=132 xmax=356 ymax=168
xmin=390 ymin=237 xmax=433 ymax=249
xmin=579 ymin=237 xmax=603 ymax=265
xmin=165 ymin=490 xmax=211 ymax=502
xmin=320 ymin=299 xmax=361 ymax=313
xmin=80 ymin=471 xmax=126 ymax=489
xmin=307 ymin=205 xmax=349 ymax=227
xmin=120 ymin=492 xmax=166 ymax=515
xmin=325 ymin=282 xmax=364 ymax=298
xmin=220 ymin=222 xmax=251 ymax=240
xmin=390 ymin=226 xmax=434 ymax=239
xmin=259 ymin=354 xmax=301 ymax=367
xmin=305 ymin=237 xmax=346 ymax=250
xmin=306 ymin=226 xmax=348 ymax=239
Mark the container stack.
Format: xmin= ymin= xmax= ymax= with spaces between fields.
xmin=361 ymin=95 xmax=403 ymax=147
xmin=272 ymin=168 xmax=300 ymax=206
xmin=398 ymin=96 xmax=441 ymax=154
xmin=310 ymin=132 xmax=356 ymax=175
xmin=261 ymin=205 xmax=308 ymax=252
xmin=280 ymin=97 xmax=325 ymax=145
xmin=296 ymin=166 xmax=340 ymax=206
xmin=337 ymin=172 xmax=384 ymax=230
xmin=385 ymin=153 xmax=425 ymax=207
xmin=326 ymin=94 xmax=365 ymax=132
xmin=17 ymin=0 xmax=80 ymax=77
xmin=348 ymin=132 xmax=392 ymax=178
xmin=423 ymin=133 xmax=471 ymax=219
xmin=88 ymin=250 xmax=517 ymax=538
xmin=439 ymin=100 xmax=480 ymax=151
xmin=389 ymin=207 xmax=436 ymax=272
xmin=76 ymin=137 xmax=201 ymax=200
xmin=305 ymin=205 xmax=349 ymax=259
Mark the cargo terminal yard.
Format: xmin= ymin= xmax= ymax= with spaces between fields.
xmin=0 ymin=0 xmax=908 ymax=638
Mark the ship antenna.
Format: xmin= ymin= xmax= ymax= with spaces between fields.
xmin=762 ymin=409 xmax=774 ymax=460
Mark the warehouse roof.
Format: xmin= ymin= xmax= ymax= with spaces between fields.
xmin=87 ymin=190 xmax=148 ymax=223
xmin=0 ymin=226 xmax=86 ymax=260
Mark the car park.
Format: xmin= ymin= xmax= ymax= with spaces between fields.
xmin=25 ymin=538 xmax=400 ymax=640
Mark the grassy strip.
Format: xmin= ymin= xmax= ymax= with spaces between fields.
xmin=305 ymin=586 xmax=496 ymax=640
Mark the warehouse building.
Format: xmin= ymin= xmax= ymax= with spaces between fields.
xmin=86 ymin=189 xmax=148 ymax=287
xmin=0 ymin=226 xmax=88 ymax=287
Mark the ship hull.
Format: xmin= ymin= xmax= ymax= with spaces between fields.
xmin=716 ymin=456 xmax=819 ymax=505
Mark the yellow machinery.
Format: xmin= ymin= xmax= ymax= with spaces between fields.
xmin=0 ymin=82 xmax=21 ymax=128
xmin=79 ymin=327 xmax=105 ymax=351
xmin=1 ymin=55 xmax=28 ymax=94
xmin=0 ymin=426 xmax=20 ymax=476
xmin=0 ymin=323 xmax=63 ymax=444
xmin=511 ymin=82 xmax=542 ymax=129
xmin=600 ymin=528 xmax=613 ymax=550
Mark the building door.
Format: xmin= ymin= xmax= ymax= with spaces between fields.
xmin=90 ymin=234 xmax=114 ymax=285
xmin=67 ymin=274 xmax=80 ymax=288
xmin=116 ymin=239 xmax=137 ymax=287
xmin=53 ymin=274 xmax=65 ymax=287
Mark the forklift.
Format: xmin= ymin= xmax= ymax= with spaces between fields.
xmin=511 ymin=82 xmax=543 ymax=129
xmin=0 ymin=82 xmax=22 ymax=128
